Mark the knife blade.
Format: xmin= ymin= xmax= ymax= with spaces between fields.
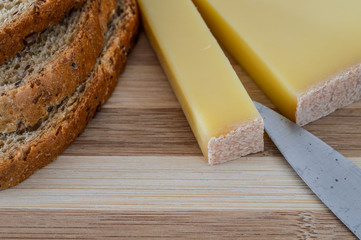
xmin=253 ymin=101 xmax=361 ymax=239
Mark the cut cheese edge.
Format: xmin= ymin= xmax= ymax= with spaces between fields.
xmin=193 ymin=0 xmax=361 ymax=125
xmin=138 ymin=0 xmax=263 ymax=164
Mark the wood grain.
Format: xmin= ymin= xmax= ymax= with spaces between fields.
xmin=1 ymin=155 xmax=360 ymax=213
xmin=0 ymin=30 xmax=359 ymax=239
xmin=0 ymin=209 xmax=353 ymax=239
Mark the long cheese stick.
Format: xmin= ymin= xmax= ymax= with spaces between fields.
xmin=138 ymin=0 xmax=263 ymax=164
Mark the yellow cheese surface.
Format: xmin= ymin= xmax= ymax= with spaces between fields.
xmin=193 ymin=0 xmax=361 ymax=121
xmin=138 ymin=0 xmax=260 ymax=160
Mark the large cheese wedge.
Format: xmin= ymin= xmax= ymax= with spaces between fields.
xmin=193 ymin=0 xmax=361 ymax=125
xmin=138 ymin=0 xmax=263 ymax=165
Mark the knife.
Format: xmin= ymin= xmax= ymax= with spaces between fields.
xmin=253 ymin=101 xmax=361 ymax=239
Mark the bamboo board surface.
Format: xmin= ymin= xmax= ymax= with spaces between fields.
xmin=1 ymin=30 xmax=361 ymax=239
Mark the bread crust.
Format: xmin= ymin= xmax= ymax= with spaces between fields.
xmin=0 ymin=0 xmax=117 ymax=133
xmin=0 ymin=0 xmax=86 ymax=65
xmin=0 ymin=0 xmax=139 ymax=190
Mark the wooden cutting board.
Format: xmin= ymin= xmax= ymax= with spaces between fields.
xmin=0 ymin=30 xmax=360 ymax=239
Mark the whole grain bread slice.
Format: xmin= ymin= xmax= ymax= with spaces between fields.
xmin=0 ymin=0 xmax=139 ymax=190
xmin=0 ymin=0 xmax=117 ymax=134
xmin=0 ymin=0 xmax=86 ymax=65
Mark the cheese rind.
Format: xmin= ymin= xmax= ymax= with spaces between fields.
xmin=193 ymin=0 xmax=361 ymax=124
xmin=138 ymin=0 xmax=263 ymax=164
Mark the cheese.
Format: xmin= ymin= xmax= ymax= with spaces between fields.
xmin=138 ymin=0 xmax=263 ymax=164
xmin=193 ymin=0 xmax=361 ymax=125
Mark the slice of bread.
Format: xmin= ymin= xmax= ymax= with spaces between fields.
xmin=0 ymin=0 xmax=116 ymax=134
xmin=0 ymin=0 xmax=139 ymax=190
xmin=0 ymin=0 xmax=86 ymax=65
